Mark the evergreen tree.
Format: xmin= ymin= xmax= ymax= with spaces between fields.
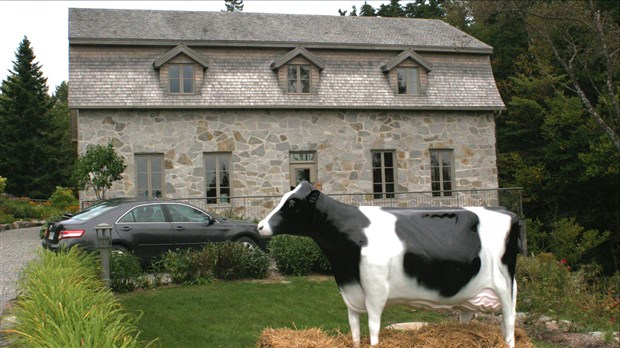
xmin=377 ymin=0 xmax=405 ymax=17
xmin=0 ymin=36 xmax=54 ymax=198
xmin=223 ymin=0 xmax=244 ymax=12
xmin=359 ymin=2 xmax=377 ymax=16
xmin=48 ymin=82 xmax=76 ymax=190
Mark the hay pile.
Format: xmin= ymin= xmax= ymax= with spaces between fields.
xmin=259 ymin=321 xmax=534 ymax=348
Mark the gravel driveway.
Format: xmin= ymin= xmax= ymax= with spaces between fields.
xmin=0 ymin=226 xmax=41 ymax=316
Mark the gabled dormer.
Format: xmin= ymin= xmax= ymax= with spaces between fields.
xmin=382 ymin=49 xmax=433 ymax=96
xmin=271 ymin=47 xmax=326 ymax=94
xmin=153 ymin=45 xmax=209 ymax=95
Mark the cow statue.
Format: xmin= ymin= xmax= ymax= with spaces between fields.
xmin=258 ymin=181 xmax=520 ymax=347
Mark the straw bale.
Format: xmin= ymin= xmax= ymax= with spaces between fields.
xmin=259 ymin=321 xmax=534 ymax=348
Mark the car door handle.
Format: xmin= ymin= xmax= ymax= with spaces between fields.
xmin=173 ymin=226 xmax=185 ymax=231
xmin=120 ymin=226 xmax=132 ymax=232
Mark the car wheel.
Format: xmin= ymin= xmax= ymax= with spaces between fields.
xmin=235 ymin=237 xmax=258 ymax=250
xmin=111 ymin=244 xmax=130 ymax=255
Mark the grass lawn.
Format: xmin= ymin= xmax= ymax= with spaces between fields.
xmin=118 ymin=276 xmax=446 ymax=347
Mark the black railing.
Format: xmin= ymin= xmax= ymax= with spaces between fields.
xmin=171 ymin=187 xmax=523 ymax=222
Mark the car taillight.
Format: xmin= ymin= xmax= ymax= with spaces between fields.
xmin=59 ymin=230 xmax=85 ymax=239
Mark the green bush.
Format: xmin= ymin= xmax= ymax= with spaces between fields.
xmin=211 ymin=242 xmax=270 ymax=280
xmin=4 ymin=248 xmax=147 ymax=347
xmin=0 ymin=198 xmax=59 ymax=220
xmin=517 ymin=253 xmax=619 ymax=332
xmin=158 ymin=243 xmax=270 ymax=284
xmin=268 ymin=235 xmax=331 ymax=276
xmin=0 ymin=176 xmax=6 ymax=194
xmin=549 ymin=217 xmax=609 ymax=267
xmin=111 ymin=251 xmax=146 ymax=293
xmin=49 ymin=186 xmax=78 ymax=212
xmin=158 ymin=248 xmax=211 ymax=285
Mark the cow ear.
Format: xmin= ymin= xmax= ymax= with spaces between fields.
xmin=307 ymin=190 xmax=320 ymax=205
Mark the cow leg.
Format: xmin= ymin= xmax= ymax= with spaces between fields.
xmin=497 ymin=278 xmax=517 ymax=348
xmin=459 ymin=310 xmax=476 ymax=324
xmin=347 ymin=307 xmax=361 ymax=347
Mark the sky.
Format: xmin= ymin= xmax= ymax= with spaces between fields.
xmin=0 ymin=0 xmax=385 ymax=93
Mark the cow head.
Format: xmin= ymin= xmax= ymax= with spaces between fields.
xmin=258 ymin=181 xmax=320 ymax=237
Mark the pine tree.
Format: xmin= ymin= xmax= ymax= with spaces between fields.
xmin=0 ymin=36 xmax=54 ymax=198
xmin=224 ymin=0 xmax=244 ymax=12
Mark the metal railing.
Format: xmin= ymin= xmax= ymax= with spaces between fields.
xmin=172 ymin=187 xmax=523 ymax=222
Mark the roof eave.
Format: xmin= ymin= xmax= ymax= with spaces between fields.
xmin=69 ymin=38 xmax=494 ymax=54
xmin=70 ymin=104 xmax=505 ymax=111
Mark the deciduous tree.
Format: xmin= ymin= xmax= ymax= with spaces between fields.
xmin=72 ymin=141 xmax=127 ymax=200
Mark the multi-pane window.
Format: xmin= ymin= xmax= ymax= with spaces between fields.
xmin=287 ymin=65 xmax=311 ymax=94
xmin=169 ymin=64 xmax=194 ymax=94
xmin=372 ymin=151 xmax=395 ymax=199
xmin=397 ymin=67 xmax=419 ymax=95
xmin=205 ymin=153 xmax=231 ymax=204
xmin=289 ymin=151 xmax=317 ymax=190
xmin=136 ymin=154 xmax=164 ymax=198
xmin=430 ymin=149 xmax=454 ymax=197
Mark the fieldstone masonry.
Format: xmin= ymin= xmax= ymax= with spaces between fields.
xmin=78 ymin=109 xmax=498 ymax=201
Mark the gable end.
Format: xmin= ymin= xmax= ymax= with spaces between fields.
xmin=271 ymin=47 xmax=326 ymax=71
xmin=153 ymin=45 xmax=209 ymax=69
xmin=381 ymin=49 xmax=433 ymax=72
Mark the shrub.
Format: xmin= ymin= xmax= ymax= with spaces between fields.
xmin=210 ymin=242 xmax=270 ymax=280
xmin=0 ymin=176 xmax=6 ymax=194
xmin=110 ymin=251 xmax=145 ymax=293
xmin=157 ymin=243 xmax=270 ymax=284
xmin=4 ymin=248 xmax=146 ymax=347
xmin=0 ymin=198 xmax=59 ymax=220
xmin=159 ymin=248 xmax=210 ymax=285
xmin=517 ymin=254 xmax=619 ymax=332
xmin=549 ymin=217 xmax=609 ymax=267
xmin=268 ymin=235 xmax=330 ymax=276
xmin=48 ymin=186 xmax=78 ymax=212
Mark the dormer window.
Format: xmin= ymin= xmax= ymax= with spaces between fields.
xmin=272 ymin=47 xmax=325 ymax=95
xmin=397 ymin=67 xmax=419 ymax=95
xmin=169 ymin=64 xmax=194 ymax=94
xmin=288 ymin=65 xmax=311 ymax=94
xmin=153 ymin=45 xmax=208 ymax=96
xmin=382 ymin=49 xmax=432 ymax=97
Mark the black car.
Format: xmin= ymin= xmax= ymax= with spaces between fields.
xmin=42 ymin=198 xmax=265 ymax=264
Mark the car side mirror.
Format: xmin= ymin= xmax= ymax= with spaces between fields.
xmin=204 ymin=217 xmax=214 ymax=226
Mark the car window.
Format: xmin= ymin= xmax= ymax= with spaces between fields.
xmin=71 ymin=205 xmax=117 ymax=221
xmin=119 ymin=205 xmax=166 ymax=223
xmin=167 ymin=204 xmax=210 ymax=223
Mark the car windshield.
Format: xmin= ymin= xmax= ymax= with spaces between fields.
xmin=70 ymin=200 xmax=124 ymax=221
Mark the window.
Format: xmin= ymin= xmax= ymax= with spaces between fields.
xmin=372 ymin=151 xmax=395 ymax=199
xmin=136 ymin=154 xmax=164 ymax=198
xmin=169 ymin=64 xmax=194 ymax=94
xmin=430 ymin=149 xmax=454 ymax=197
xmin=287 ymin=65 xmax=311 ymax=94
xmin=119 ymin=205 xmax=166 ymax=223
xmin=205 ymin=153 xmax=231 ymax=204
xmin=289 ymin=151 xmax=317 ymax=189
xmin=397 ymin=67 xmax=419 ymax=95
xmin=167 ymin=204 xmax=211 ymax=223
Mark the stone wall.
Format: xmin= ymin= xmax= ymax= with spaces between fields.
xmin=77 ymin=109 xmax=498 ymax=201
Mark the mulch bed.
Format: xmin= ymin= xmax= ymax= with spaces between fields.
xmin=259 ymin=321 xmax=534 ymax=348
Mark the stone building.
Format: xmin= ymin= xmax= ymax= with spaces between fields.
xmin=69 ymin=8 xmax=504 ymax=204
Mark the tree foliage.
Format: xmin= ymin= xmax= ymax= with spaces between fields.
xmin=223 ymin=0 xmax=244 ymax=12
xmin=0 ymin=37 xmax=54 ymax=198
xmin=72 ymin=141 xmax=127 ymax=200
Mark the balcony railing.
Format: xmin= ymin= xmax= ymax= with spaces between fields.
xmin=172 ymin=187 xmax=523 ymax=222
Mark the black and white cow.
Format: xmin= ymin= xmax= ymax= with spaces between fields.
xmin=258 ymin=181 xmax=520 ymax=347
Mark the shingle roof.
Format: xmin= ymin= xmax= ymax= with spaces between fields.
xmin=68 ymin=8 xmax=504 ymax=111
xmin=69 ymin=8 xmax=492 ymax=53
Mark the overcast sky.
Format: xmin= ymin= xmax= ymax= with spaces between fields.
xmin=0 ymin=0 xmax=385 ymax=92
